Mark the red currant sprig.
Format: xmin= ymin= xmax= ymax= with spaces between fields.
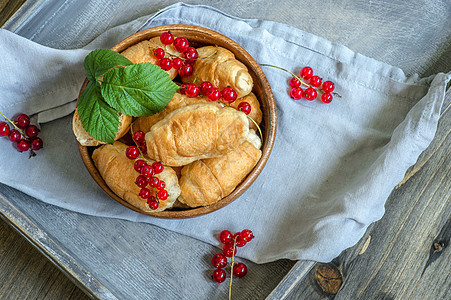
xmin=155 ymin=32 xmax=219 ymax=78
xmin=261 ymin=64 xmax=338 ymax=103
xmin=212 ymin=229 xmax=254 ymax=298
xmin=153 ymin=32 xmax=198 ymax=77
xmin=0 ymin=111 xmax=43 ymax=157
xmin=180 ymin=81 xmax=249 ymax=112
xmin=127 ymin=125 xmax=168 ymax=210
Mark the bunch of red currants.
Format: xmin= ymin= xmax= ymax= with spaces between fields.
xmin=211 ymin=229 xmax=254 ymax=283
xmin=0 ymin=112 xmax=43 ymax=156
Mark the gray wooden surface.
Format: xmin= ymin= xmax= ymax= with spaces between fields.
xmin=0 ymin=0 xmax=450 ymax=299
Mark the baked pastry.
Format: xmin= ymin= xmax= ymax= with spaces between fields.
xmin=230 ymin=92 xmax=262 ymax=131
xmin=132 ymin=92 xmax=210 ymax=134
xmin=92 ymin=141 xmax=181 ymax=212
xmin=72 ymin=108 xmax=132 ymax=146
xmin=145 ymin=103 xmax=249 ymax=166
xmin=178 ymin=131 xmax=262 ymax=207
xmin=120 ymin=36 xmax=180 ymax=79
xmin=182 ymin=46 xmax=253 ymax=98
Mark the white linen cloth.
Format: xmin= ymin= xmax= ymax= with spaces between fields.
xmin=0 ymin=3 xmax=449 ymax=263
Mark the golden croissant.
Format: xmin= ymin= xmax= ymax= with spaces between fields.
xmin=145 ymin=103 xmax=249 ymax=167
xmin=92 ymin=141 xmax=181 ymax=212
xmin=182 ymin=46 xmax=253 ymax=98
xmin=178 ymin=131 xmax=262 ymax=207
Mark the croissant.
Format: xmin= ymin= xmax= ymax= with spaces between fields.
xmin=92 ymin=141 xmax=181 ymax=212
xmin=132 ymin=92 xmax=210 ymax=134
xmin=145 ymin=103 xmax=249 ymax=166
xmin=182 ymin=46 xmax=253 ymax=98
xmin=178 ymin=131 xmax=262 ymax=207
xmin=72 ymin=108 xmax=132 ymax=146
xmin=229 ymin=92 xmax=262 ymax=131
xmin=121 ymin=37 xmax=180 ymax=79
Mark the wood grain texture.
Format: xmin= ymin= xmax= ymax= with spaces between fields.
xmin=0 ymin=219 xmax=89 ymax=300
xmin=0 ymin=0 xmax=25 ymax=26
xmin=0 ymin=0 xmax=450 ymax=299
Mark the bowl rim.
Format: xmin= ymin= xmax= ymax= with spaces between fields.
xmin=76 ymin=24 xmax=277 ymax=218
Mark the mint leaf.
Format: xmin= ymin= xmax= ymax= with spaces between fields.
xmin=84 ymin=49 xmax=133 ymax=82
xmin=100 ymin=63 xmax=180 ymax=117
xmin=78 ymin=81 xmax=119 ymax=144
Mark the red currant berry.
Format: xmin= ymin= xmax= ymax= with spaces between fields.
xmin=290 ymin=87 xmax=303 ymax=100
xmin=233 ymin=233 xmax=247 ymax=247
xmin=322 ymin=81 xmax=335 ymax=93
xmin=206 ymin=87 xmax=221 ymax=101
xmin=303 ymin=87 xmax=317 ymax=101
xmin=159 ymin=57 xmax=173 ymax=71
xmin=135 ymin=175 xmax=148 ymax=188
xmin=212 ymin=254 xmax=228 ymax=268
xmin=156 ymin=180 xmax=166 ymax=190
xmin=160 ymin=31 xmax=174 ymax=45
xmin=125 ymin=146 xmax=139 ymax=159
xmin=219 ymin=230 xmax=233 ymax=244
xmin=185 ymin=83 xmax=200 ymax=98
xmin=172 ymin=57 xmax=183 ymax=69
xmin=153 ymin=48 xmax=165 ymax=59
xmin=289 ymin=77 xmax=301 ymax=88
xmin=221 ymin=87 xmax=237 ymax=103
xmin=152 ymin=162 xmax=164 ymax=174
xmin=240 ymin=229 xmax=253 ymax=242
xmin=25 ymin=125 xmax=39 ymax=138
xmin=178 ymin=83 xmax=188 ymax=94
xmin=212 ymin=268 xmax=227 ymax=283
xmin=8 ymin=129 xmax=21 ymax=142
xmin=31 ymin=138 xmax=43 ymax=151
xmin=139 ymin=143 xmax=147 ymax=154
xmin=309 ymin=75 xmax=322 ymax=87
xmin=237 ymin=101 xmax=251 ymax=115
xmin=15 ymin=114 xmax=30 ymax=129
xmin=139 ymin=187 xmax=151 ymax=199
xmin=134 ymin=160 xmax=147 ymax=172
xmin=232 ymin=262 xmax=248 ymax=278
xmin=132 ymin=130 xmax=145 ymax=144
xmin=149 ymin=176 xmax=159 ymax=188
xmin=173 ymin=37 xmax=189 ymax=53
xmin=184 ymin=47 xmax=198 ymax=61
xmin=17 ymin=139 xmax=31 ymax=152
xmin=157 ymin=189 xmax=168 ymax=200
xmin=141 ymin=165 xmax=154 ymax=177
xmin=300 ymin=67 xmax=313 ymax=80
xmin=321 ymin=92 xmax=333 ymax=103
xmin=223 ymin=243 xmax=237 ymax=257
xmin=178 ymin=63 xmax=193 ymax=77
xmin=147 ymin=197 xmax=159 ymax=210
xmin=199 ymin=81 xmax=213 ymax=95
xmin=0 ymin=122 xmax=10 ymax=136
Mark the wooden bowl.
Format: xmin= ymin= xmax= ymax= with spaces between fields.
xmin=77 ymin=24 xmax=277 ymax=218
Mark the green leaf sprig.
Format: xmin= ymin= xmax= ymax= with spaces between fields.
xmin=78 ymin=49 xmax=180 ymax=144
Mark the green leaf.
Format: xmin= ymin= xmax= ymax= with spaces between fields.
xmin=77 ymin=81 xmax=120 ymax=144
xmin=100 ymin=63 xmax=180 ymax=117
xmin=84 ymin=49 xmax=133 ymax=82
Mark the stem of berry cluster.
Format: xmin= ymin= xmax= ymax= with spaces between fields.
xmin=0 ymin=111 xmax=25 ymax=135
xmin=228 ymin=237 xmax=238 ymax=300
xmin=246 ymin=116 xmax=263 ymax=141
xmin=260 ymin=64 xmax=312 ymax=88
xmin=130 ymin=123 xmax=147 ymax=160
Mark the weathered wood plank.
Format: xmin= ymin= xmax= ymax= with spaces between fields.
xmin=0 ymin=0 xmax=25 ymax=26
xmin=1 ymin=0 xmax=450 ymax=299
xmin=0 ymin=219 xmax=89 ymax=300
